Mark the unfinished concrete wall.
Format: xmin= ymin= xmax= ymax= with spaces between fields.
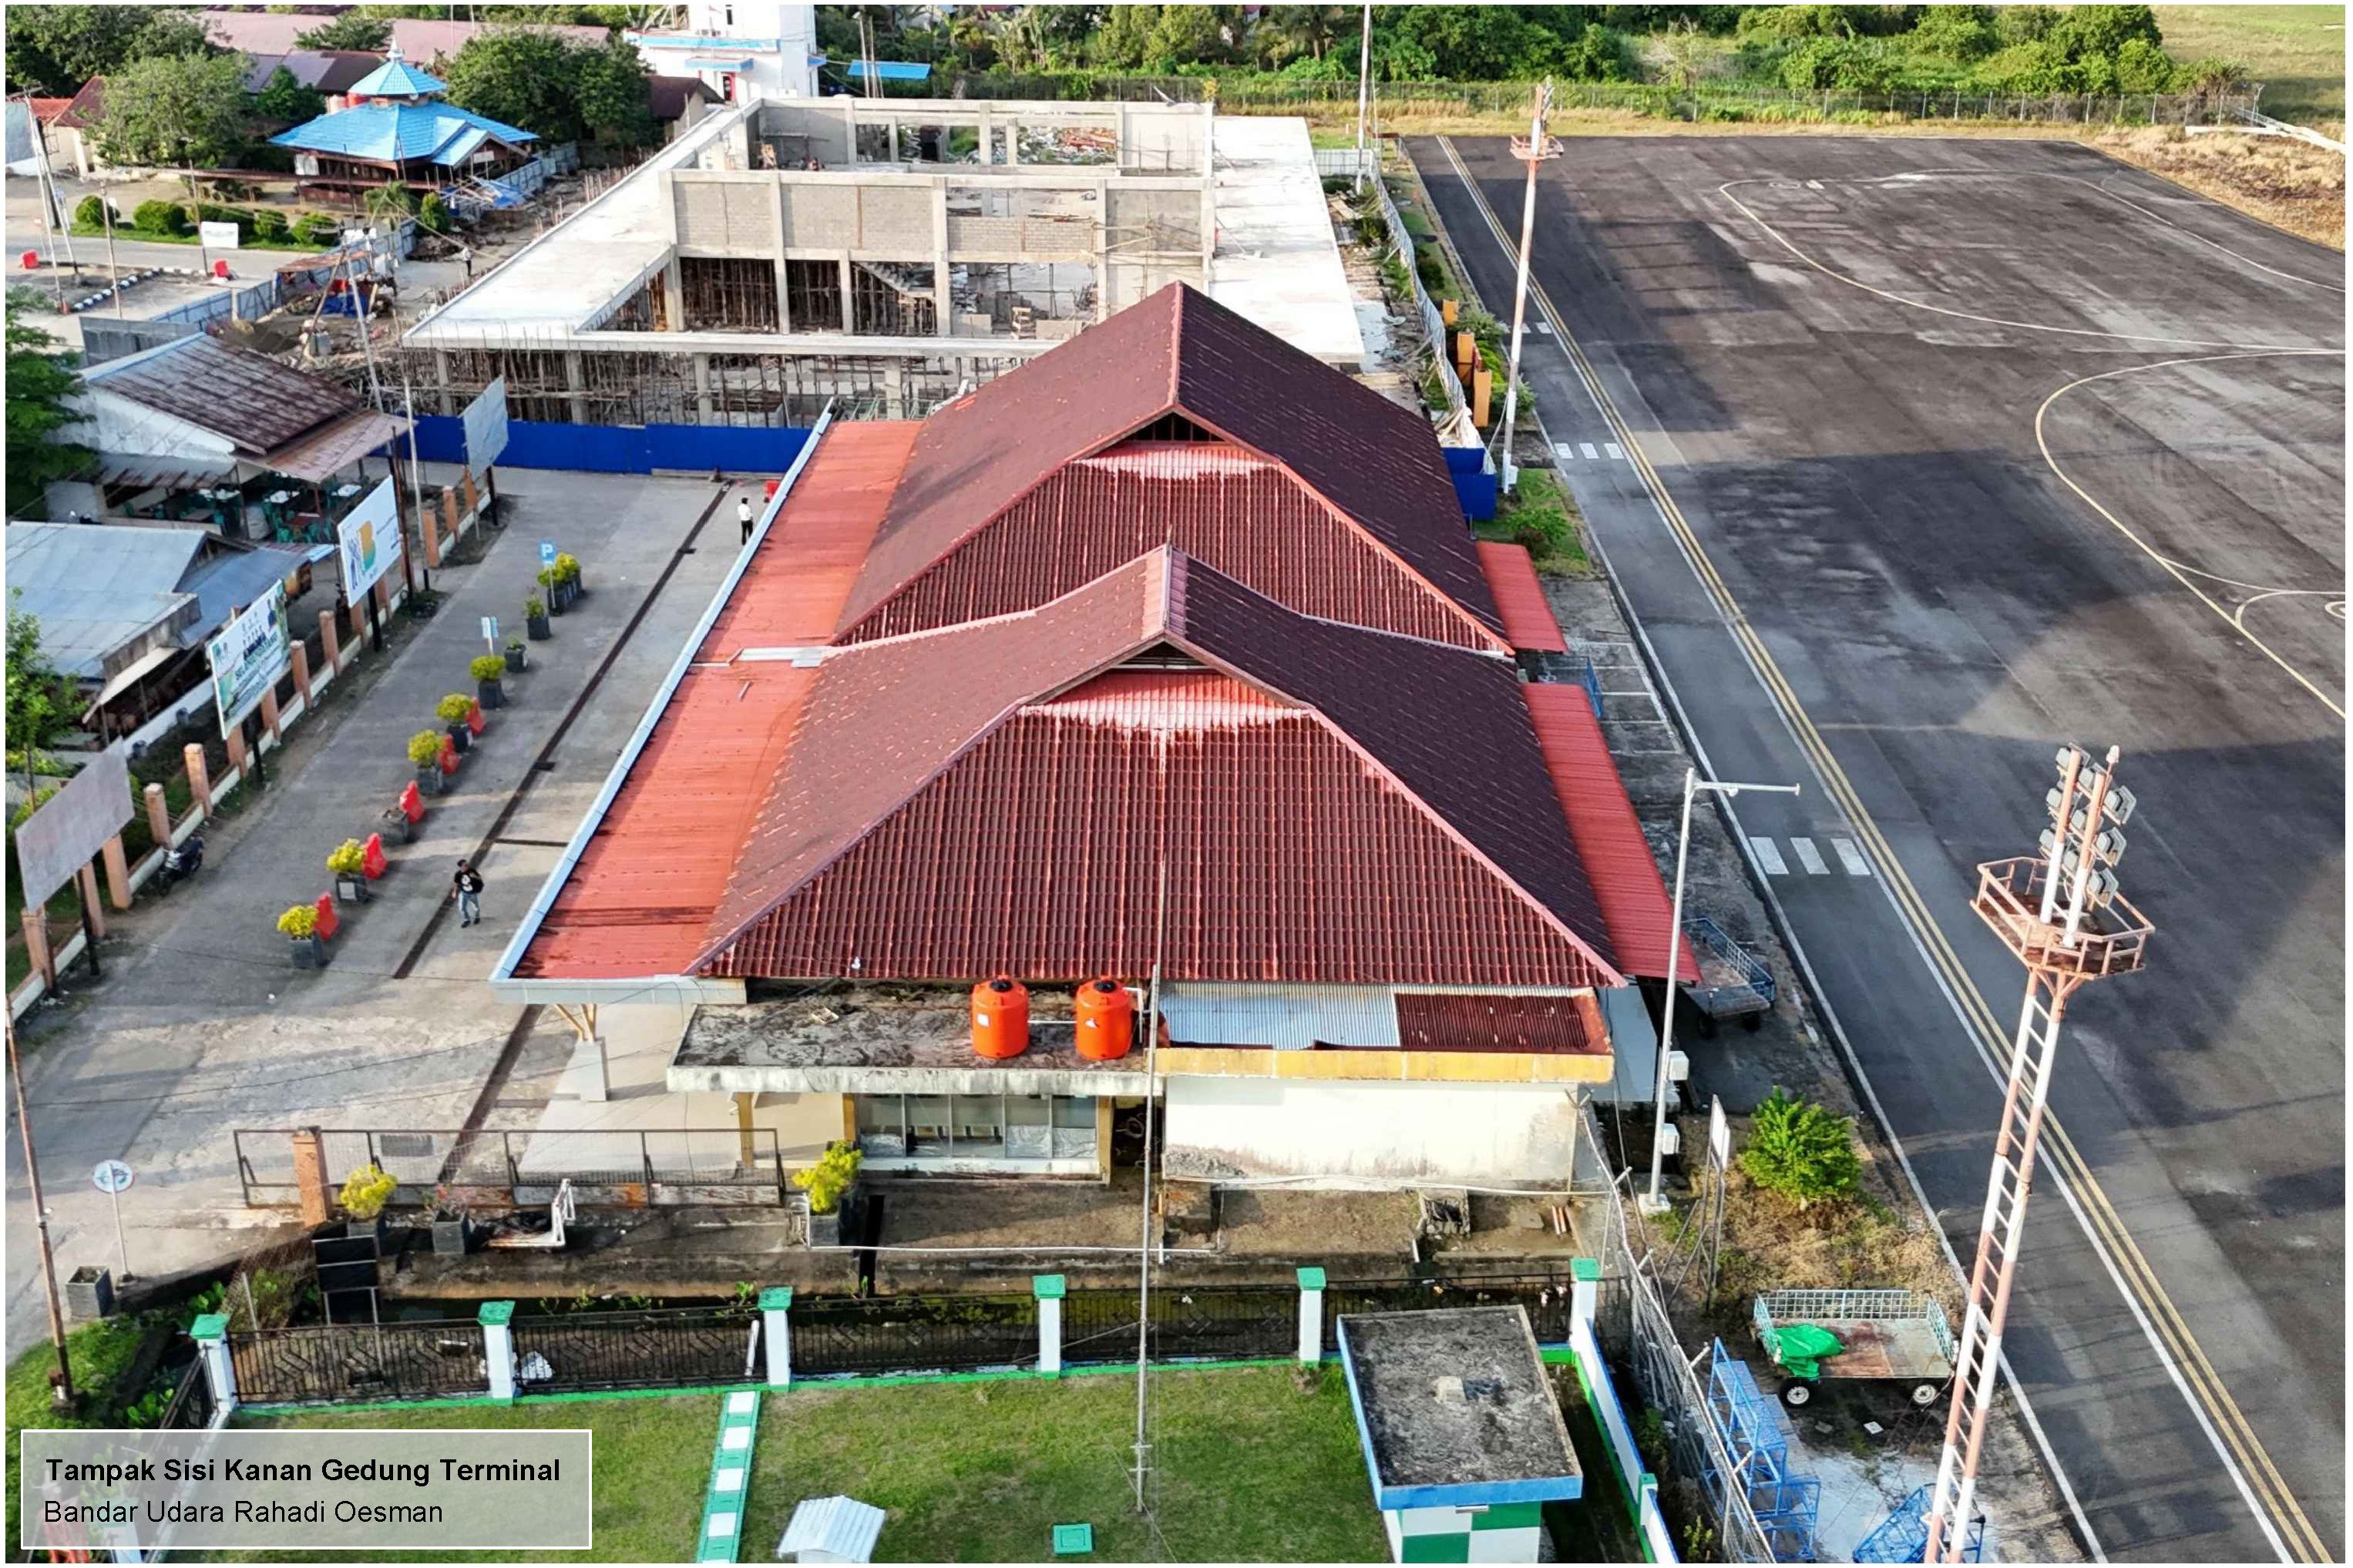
xmin=674 ymin=176 xmax=782 ymax=254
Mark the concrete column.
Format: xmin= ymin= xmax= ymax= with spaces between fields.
xmin=662 ymin=254 xmax=686 ymax=331
xmin=289 ymin=642 xmax=312 ymax=705
xmin=772 ymin=182 xmax=793 ymax=334
xmin=565 ymin=351 xmax=589 ymax=424
xmin=695 ymin=354 xmax=714 ymax=423
xmin=1034 ymin=1274 xmax=1064 ymax=1375
xmin=976 ymin=104 xmax=992 ymax=166
xmin=291 ymin=1127 xmax=331 ymax=1227
xmin=734 ymin=1092 xmax=756 ymax=1166
xmin=837 ymin=252 xmax=854 ymax=333
xmin=421 ymin=489 xmax=443 ymax=568
xmin=72 ymin=865 xmax=103 ymax=938
xmin=183 ymin=744 xmax=211 ymax=815
xmin=102 ymin=836 xmax=130 ymax=911
xmin=20 ymin=907 xmax=55 ymax=989
xmin=348 ymin=594 xmax=369 ymax=646
xmin=434 ymin=349 xmax=455 ymax=415
xmin=318 ymin=608 xmax=341 ymax=671
xmin=190 ymin=1312 xmax=237 ymax=1413
xmin=224 ymin=724 xmax=247 ymax=784
xmin=569 ymin=1011 xmax=609 ymax=1103
xmin=931 ymin=178 xmax=953 ymax=338
xmin=1571 ymin=1256 xmax=1600 ymax=1330
xmin=760 ymin=1288 xmax=793 ymax=1388
xmin=1296 ymin=1267 xmax=1326 ymax=1363
xmin=143 ymin=783 xmax=170 ymax=848
xmin=479 ymin=1301 xmax=517 ymax=1402
xmin=258 ymin=685 xmax=281 ymax=744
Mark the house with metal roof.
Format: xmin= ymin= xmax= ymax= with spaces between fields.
xmin=492 ymin=283 xmax=1681 ymax=1185
xmin=269 ymin=45 xmax=537 ymax=204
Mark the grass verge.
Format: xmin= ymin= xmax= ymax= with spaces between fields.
xmin=1481 ymin=467 xmax=1592 ymax=577
xmin=7 ymin=1317 xmax=181 ymax=1562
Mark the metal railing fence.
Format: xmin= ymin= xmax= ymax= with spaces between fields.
xmin=234 ymin=1126 xmax=790 ymax=1209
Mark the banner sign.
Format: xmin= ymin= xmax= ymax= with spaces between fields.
xmin=12 ymin=749 xmax=133 ymax=907
xmin=207 ymin=583 xmax=290 ymax=737
xmin=335 ymin=477 xmax=402 ymax=601
xmin=197 ymin=221 xmax=241 ymax=251
xmin=462 ymin=375 xmax=509 ymax=471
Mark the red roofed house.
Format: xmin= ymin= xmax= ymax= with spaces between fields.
xmin=495 ymin=283 xmax=1686 ymax=1185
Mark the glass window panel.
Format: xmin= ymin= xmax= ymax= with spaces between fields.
xmin=854 ymin=1094 xmax=904 ymax=1158
xmin=909 ymin=1095 xmax=950 ymax=1158
xmin=953 ymin=1095 xmax=1005 ymax=1159
xmin=1006 ymin=1096 xmax=1051 ymax=1160
xmin=1052 ymin=1096 xmax=1098 ymax=1159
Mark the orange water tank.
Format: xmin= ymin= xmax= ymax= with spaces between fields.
xmin=1074 ymin=978 xmax=1135 ymax=1061
xmin=971 ymin=975 xmax=1029 ymax=1059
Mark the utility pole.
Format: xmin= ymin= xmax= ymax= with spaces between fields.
xmin=1641 ymin=769 xmax=1798 ymax=1216
xmin=1498 ymin=79 xmax=1558 ymax=494
xmin=6 ymin=1013 xmax=76 ymax=1408
xmin=1352 ymin=5 xmax=1373 ymax=193
xmin=1130 ymin=859 xmax=1168 ymax=1519
xmin=1924 ymin=746 xmax=2151 ymax=1562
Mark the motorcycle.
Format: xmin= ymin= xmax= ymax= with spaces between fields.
xmin=155 ymin=833 xmax=205 ymax=894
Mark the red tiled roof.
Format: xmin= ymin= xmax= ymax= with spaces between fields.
xmin=1475 ymin=542 xmax=1568 ymax=653
xmin=513 ymin=424 xmax=913 ymax=980
xmin=1522 ymin=683 xmax=1697 ymax=982
xmin=842 ymin=441 xmax=1501 ymax=650
xmin=28 ymin=98 xmax=71 ymax=124
xmin=839 ymin=283 xmax=1504 ymax=644
xmin=1394 ymin=991 xmax=1608 ymax=1054
xmin=53 ymin=77 xmax=106 ymax=131
xmin=696 ymin=549 xmax=1621 ymax=988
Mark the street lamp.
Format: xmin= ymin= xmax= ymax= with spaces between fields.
xmin=1498 ymin=79 xmax=1557 ymax=495
xmin=1639 ymin=767 xmax=1800 ymax=1216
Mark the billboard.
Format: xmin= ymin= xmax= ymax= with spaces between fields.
xmin=206 ymin=583 xmax=290 ymax=737
xmin=462 ymin=375 xmax=509 ymax=471
xmin=12 ymin=749 xmax=133 ymax=907
xmin=335 ymin=476 xmax=402 ymax=600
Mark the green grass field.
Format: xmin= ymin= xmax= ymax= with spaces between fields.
xmin=2155 ymin=5 xmax=2348 ymax=126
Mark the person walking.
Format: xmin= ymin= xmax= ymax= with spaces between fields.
xmin=738 ymin=494 xmax=755 ymax=545
xmin=452 ymin=859 xmax=484 ymax=927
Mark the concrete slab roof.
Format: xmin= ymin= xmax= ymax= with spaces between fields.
xmin=1206 ymin=116 xmax=1366 ymax=369
xmin=1339 ymin=1306 xmax=1583 ymax=1510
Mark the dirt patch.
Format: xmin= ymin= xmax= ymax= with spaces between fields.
xmin=2090 ymin=126 xmax=2345 ymax=247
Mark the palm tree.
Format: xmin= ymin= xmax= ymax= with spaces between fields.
xmin=1258 ymin=5 xmax=1353 ymax=68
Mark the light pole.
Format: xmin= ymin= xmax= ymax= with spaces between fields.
xmin=1640 ymin=767 xmax=1800 ymax=1216
xmin=1352 ymin=5 xmax=1373 ymax=193
xmin=1498 ymin=79 xmax=1557 ymax=495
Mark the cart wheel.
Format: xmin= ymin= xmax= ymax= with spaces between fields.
xmin=1780 ymin=1381 xmax=1814 ymax=1408
xmin=1742 ymin=1012 xmax=1763 ymax=1032
xmin=1911 ymin=1382 xmax=1941 ymax=1407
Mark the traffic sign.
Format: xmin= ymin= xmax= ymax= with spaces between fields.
xmin=92 ymin=1160 xmax=133 ymax=1194
xmin=540 ymin=539 xmax=557 ymax=569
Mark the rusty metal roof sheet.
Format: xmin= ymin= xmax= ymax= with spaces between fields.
xmin=1393 ymin=990 xmax=1607 ymax=1054
xmin=1474 ymin=542 xmax=1568 ymax=653
xmin=88 ymin=335 xmax=362 ymax=455
xmin=1522 ymin=683 xmax=1696 ymax=982
xmin=839 ymin=283 xmax=1502 ymax=641
xmin=260 ymin=408 xmax=410 ymax=482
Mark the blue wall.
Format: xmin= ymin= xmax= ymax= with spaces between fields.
xmin=408 ymin=415 xmax=813 ymax=475
xmin=1445 ymin=444 xmax=1497 ymax=521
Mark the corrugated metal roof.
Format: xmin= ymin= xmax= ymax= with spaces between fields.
xmin=89 ymin=336 xmax=361 ymax=455
xmin=1161 ymin=983 xmax=1399 ymax=1049
xmin=179 ymin=546 xmax=304 ymax=633
xmin=1474 ymin=541 xmax=1568 ymax=653
xmin=261 ymin=408 xmax=410 ymax=483
xmin=514 ymin=425 xmax=909 ymax=982
xmin=1522 ymin=683 xmax=1696 ymax=981
xmin=842 ymin=441 xmax=1498 ymax=650
xmin=347 ymin=50 xmax=445 ymax=99
xmin=270 ymin=100 xmax=534 ymax=163
xmin=5 ymin=523 xmax=203 ymax=679
xmin=840 ymin=284 xmax=1504 ymax=646
xmin=52 ymin=76 xmax=105 ymax=132
xmin=1393 ymin=991 xmax=1605 ymax=1054
xmin=698 ymin=549 xmax=1620 ymax=989
xmin=779 ymin=1496 xmax=885 ymax=1561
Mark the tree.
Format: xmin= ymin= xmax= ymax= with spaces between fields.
xmin=5 ymin=5 xmax=211 ymax=96
xmin=573 ymin=35 xmax=657 ymax=147
xmin=5 ymin=595 xmax=78 ymax=795
xmin=96 ymin=50 xmax=255 ymax=170
xmin=4 ymin=288 xmax=91 ymax=519
xmin=250 ymin=63 xmax=325 ymax=125
xmin=293 ymin=13 xmax=392 ymax=52
xmin=1738 ymin=1089 xmax=1862 ymax=1209
xmin=1255 ymin=5 xmax=1354 ymax=68
xmin=441 ymin=28 xmax=589 ymax=142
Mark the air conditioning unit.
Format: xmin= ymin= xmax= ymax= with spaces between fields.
xmin=1666 ymin=1049 xmax=1690 ymax=1083
xmin=1658 ymin=1123 xmax=1681 ymax=1157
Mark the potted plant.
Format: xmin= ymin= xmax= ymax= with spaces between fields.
xmin=471 ymin=654 xmax=507 ymax=710
xmin=524 ymin=594 xmax=551 ymax=640
xmin=437 ymin=693 xmax=475 ymax=753
xmin=338 ymin=1163 xmax=398 ymax=1243
xmin=408 ymin=730 xmax=446 ymax=792
xmin=278 ymin=902 xmax=324 ymax=967
xmin=536 ymin=568 xmax=565 ymax=616
xmin=429 ymin=1186 xmax=472 ymax=1255
xmin=793 ymin=1140 xmax=864 ymax=1247
xmin=504 ymin=636 xmax=527 ymax=673
xmin=328 ymin=839 xmax=369 ymax=902
xmin=553 ymin=552 xmax=583 ymax=608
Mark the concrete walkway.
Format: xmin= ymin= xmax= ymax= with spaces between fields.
xmin=6 ymin=466 xmax=762 ymax=1348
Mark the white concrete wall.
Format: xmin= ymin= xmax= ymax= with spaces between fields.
xmin=84 ymin=390 xmax=237 ymax=462
xmin=1164 ymin=1078 xmax=1580 ymax=1184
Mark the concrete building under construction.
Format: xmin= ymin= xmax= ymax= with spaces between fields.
xmin=400 ymin=95 xmax=1362 ymax=427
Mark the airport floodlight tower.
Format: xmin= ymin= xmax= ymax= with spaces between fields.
xmin=1923 ymin=744 xmax=2153 ymax=1562
xmin=1497 ymin=79 xmax=1558 ymax=495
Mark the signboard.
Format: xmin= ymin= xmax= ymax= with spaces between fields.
xmin=1708 ymin=1096 xmax=1732 ymax=1170
xmin=479 ymin=616 xmax=499 ymax=646
xmin=92 ymin=1160 xmax=133 ymax=1195
xmin=334 ymin=477 xmax=402 ymax=601
xmin=462 ymin=375 xmax=510 ymax=471
xmin=198 ymin=220 xmax=241 ymax=251
xmin=539 ymin=539 xmax=557 ymax=569
xmin=206 ymin=582 xmax=291 ymax=738
xmin=12 ymin=748 xmax=133 ymax=907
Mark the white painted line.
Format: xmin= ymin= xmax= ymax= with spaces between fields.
xmin=1580 ymin=442 xmax=1600 ymax=460
xmin=721 ymin=1426 xmax=751 ymax=1451
xmin=706 ymin=1513 xmax=738 ymax=1537
xmin=714 ymin=1468 xmax=745 ymax=1492
xmin=1534 ymin=320 xmax=1553 ymax=334
xmin=1553 ymin=442 xmax=1577 ymax=461
xmin=1791 ymin=836 xmax=1830 ymax=875
xmin=1605 ymin=442 xmax=1626 ymax=462
xmin=1832 ymin=837 xmax=1872 ymax=877
xmin=1749 ymin=836 xmax=1789 ymax=876
xmin=726 ymin=1391 xmax=755 ymax=1414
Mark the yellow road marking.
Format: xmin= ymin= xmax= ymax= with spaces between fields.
xmin=1433 ymin=136 xmax=2330 ymax=1563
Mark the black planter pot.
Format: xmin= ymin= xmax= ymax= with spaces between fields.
xmin=477 ymin=677 xmax=504 ymax=710
xmin=431 ymin=1217 xmax=472 ymax=1256
xmin=526 ymin=612 xmax=551 ymax=640
xmin=546 ymin=586 xmax=566 ymax=616
xmin=334 ymin=872 xmax=369 ymax=903
xmin=291 ymin=934 xmax=324 ymax=969
xmin=448 ymin=724 xmax=472 ymax=754
xmin=418 ymin=765 xmax=445 ymax=796
xmin=808 ymin=1208 xmax=842 ymax=1247
xmin=504 ymin=646 xmax=526 ymax=673
xmin=387 ymin=810 xmax=417 ymax=844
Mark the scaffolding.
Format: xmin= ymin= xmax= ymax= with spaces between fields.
xmin=1703 ymin=1343 xmax=1821 ymax=1563
xmin=1856 ymin=1485 xmax=1985 ymax=1564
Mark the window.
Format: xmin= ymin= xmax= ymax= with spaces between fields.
xmin=854 ymin=1095 xmax=905 ymax=1157
xmin=1053 ymin=1096 xmax=1098 ymax=1160
xmin=1006 ymin=1097 xmax=1051 ymax=1159
xmin=908 ymin=1096 xmax=950 ymax=1158
xmin=953 ymin=1096 xmax=1006 ymax=1159
xmin=854 ymin=1094 xmax=1097 ymax=1163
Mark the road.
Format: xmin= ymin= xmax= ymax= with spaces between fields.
xmin=1408 ymin=133 xmax=2342 ymax=1563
